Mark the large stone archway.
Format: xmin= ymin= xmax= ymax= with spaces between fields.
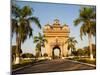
xmin=43 ymin=19 xmax=70 ymax=59
xmin=52 ymin=46 xmax=61 ymax=59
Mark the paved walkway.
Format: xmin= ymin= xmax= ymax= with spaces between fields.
xmin=12 ymin=59 xmax=96 ymax=75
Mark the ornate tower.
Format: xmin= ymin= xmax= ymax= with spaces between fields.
xmin=43 ymin=19 xmax=70 ymax=59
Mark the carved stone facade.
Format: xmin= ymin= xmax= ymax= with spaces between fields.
xmin=43 ymin=19 xmax=70 ymax=59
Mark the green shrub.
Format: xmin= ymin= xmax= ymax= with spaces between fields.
xmin=43 ymin=53 xmax=48 ymax=57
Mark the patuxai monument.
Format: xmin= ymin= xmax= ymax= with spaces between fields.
xmin=12 ymin=1 xmax=96 ymax=74
xmin=43 ymin=19 xmax=70 ymax=59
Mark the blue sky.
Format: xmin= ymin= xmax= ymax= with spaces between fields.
xmin=12 ymin=1 xmax=95 ymax=54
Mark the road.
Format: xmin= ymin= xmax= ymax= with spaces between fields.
xmin=12 ymin=59 xmax=96 ymax=75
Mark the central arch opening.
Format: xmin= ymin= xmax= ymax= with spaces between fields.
xmin=52 ymin=46 xmax=61 ymax=59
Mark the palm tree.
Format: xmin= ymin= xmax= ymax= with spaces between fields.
xmin=12 ymin=45 xmax=22 ymax=63
xmin=12 ymin=4 xmax=41 ymax=64
xmin=35 ymin=43 xmax=42 ymax=57
xmin=65 ymin=37 xmax=78 ymax=56
xmin=74 ymin=7 xmax=96 ymax=60
xmin=34 ymin=33 xmax=47 ymax=57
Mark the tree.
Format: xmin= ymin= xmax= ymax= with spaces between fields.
xmin=35 ymin=43 xmax=42 ymax=57
xmin=34 ymin=33 xmax=47 ymax=57
xmin=12 ymin=45 xmax=22 ymax=63
xmin=77 ymin=48 xmax=85 ymax=57
xmin=35 ymin=50 xmax=40 ymax=58
xmin=65 ymin=37 xmax=78 ymax=56
xmin=74 ymin=7 xmax=96 ymax=60
xmin=12 ymin=3 xmax=41 ymax=64
xmin=83 ymin=44 xmax=96 ymax=57
xmin=72 ymin=50 xmax=78 ymax=56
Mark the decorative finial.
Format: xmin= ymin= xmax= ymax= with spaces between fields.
xmin=54 ymin=18 xmax=59 ymax=24
xmin=47 ymin=21 xmax=49 ymax=24
xmin=46 ymin=21 xmax=50 ymax=26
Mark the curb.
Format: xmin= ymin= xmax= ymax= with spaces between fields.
xmin=12 ymin=60 xmax=46 ymax=72
xmin=12 ymin=64 xmax=32 ymax=72
xmin=67 ymin=59 xmax=96 ymax=67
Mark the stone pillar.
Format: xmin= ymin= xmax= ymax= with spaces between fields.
xmin=45 ymin=44 xmax=50 ymax=57
xmin=63 ymin=43 xmax=68 ymax=57
xmin=59 ymin=45 xmax=62 ymax=58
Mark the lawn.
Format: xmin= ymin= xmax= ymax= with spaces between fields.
xmin=12 ymin=59 xmax=34 ymax=70
xmin=12 ymin=58 xmax=48 ymax=70
xmin=68 ymin=56 xmax=96 ymax=65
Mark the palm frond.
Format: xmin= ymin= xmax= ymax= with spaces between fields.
xmin=74 ymin=18 xmax=81 ymax=26
xmin=74 ymin=7 xmax=96 ymax=39
xmin=34 ymin=36 xmax=39 ymax=43
xmin=11 ymin=19 xmax=19 ymax=36
xmin=66 ymin=37 xmax=77 ymax=51
xmin=28 ymin=17 xmax=41 ymax=29
xmin=21 ymin=6 xmax=32 ymax=17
